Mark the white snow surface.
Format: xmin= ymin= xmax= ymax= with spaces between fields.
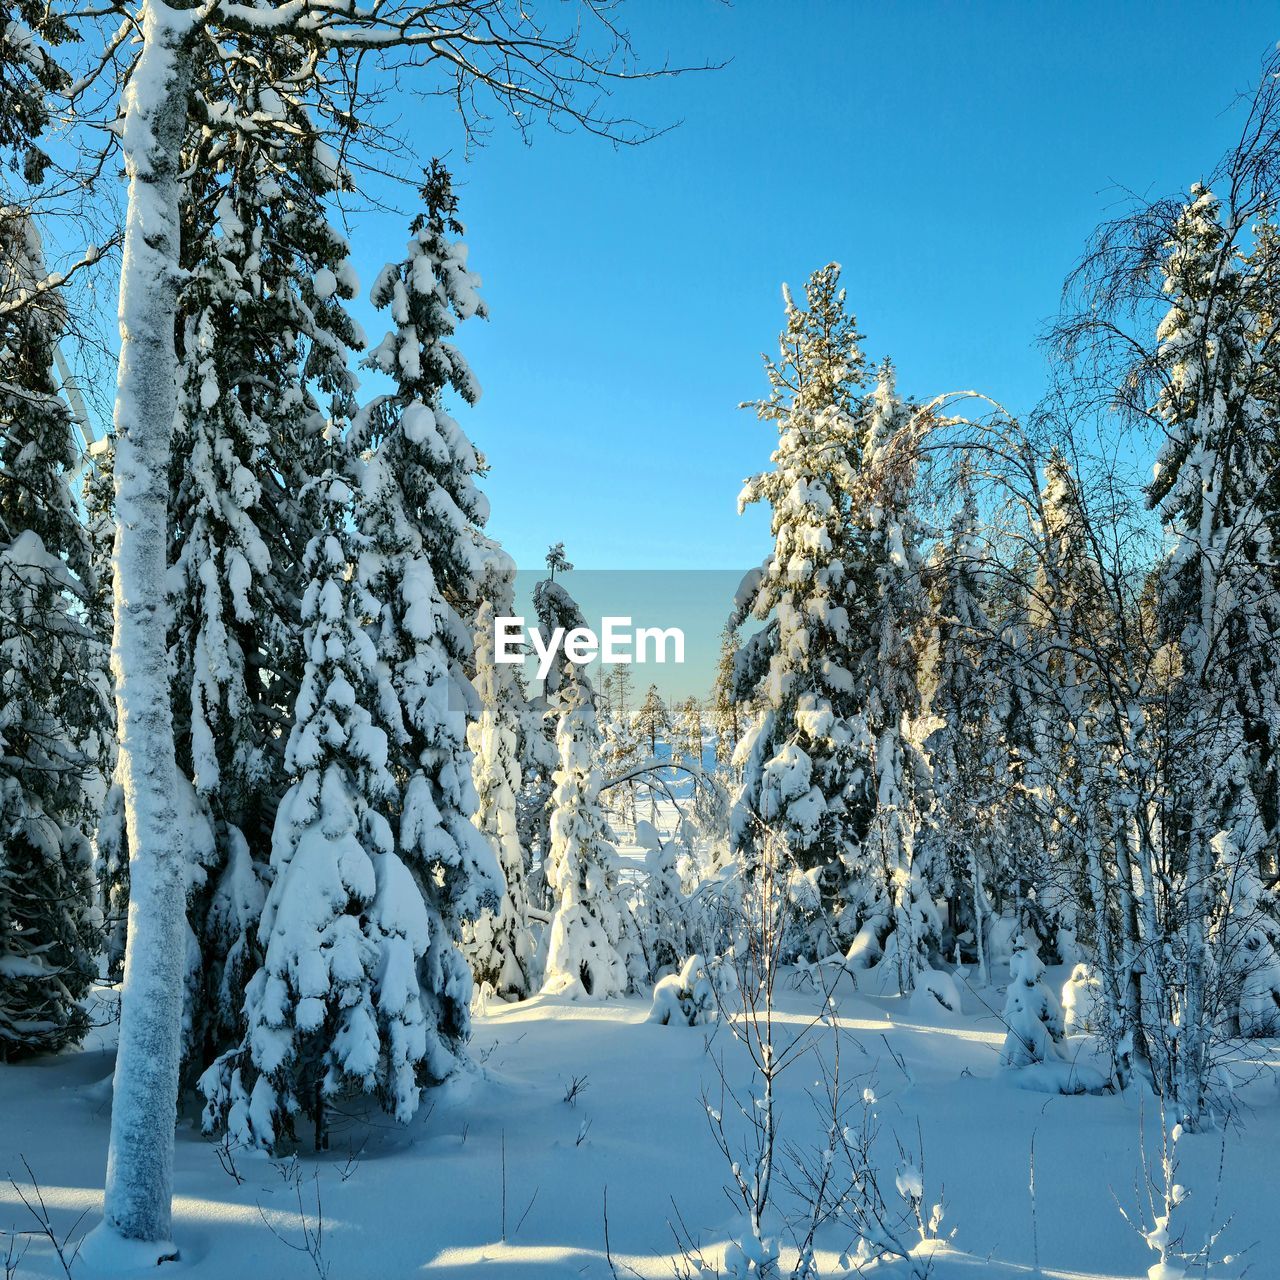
xmin=3 ymin=960 xmax=1277 ymax=1278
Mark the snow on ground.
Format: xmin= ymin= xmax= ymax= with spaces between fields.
xmin=2 ymin=965 xmax=1277 ymax=1279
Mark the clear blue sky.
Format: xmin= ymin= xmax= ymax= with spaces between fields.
xmin=345 ymin=1 xmax=1278 ymax=578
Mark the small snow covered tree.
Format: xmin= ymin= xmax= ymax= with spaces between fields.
xmin=202 ymin=467 xmax=430 ymax=1151
xmin=632 ymin=684 xmax=670 ymax=757
xmin=355 ymin=161 xmax=502 ymax=1078
xmin=709 ymin=623 xmax=748 ymax=779
xmin=1000 ymin=936 xmax=1065 ymax=1069
xmin=543 ymin=674 xmax=636 ymax=999
xmin=464 ymin=573 xmax=537 ymax=1001
xmin=672 ymin=695 xmax=706 ymax=766
xmin=0 ymin=210 xmax=104 ymax=1058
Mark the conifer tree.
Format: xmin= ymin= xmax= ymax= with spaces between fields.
xmin=542 ymin=677 xmax=635 ymax=998
xmin=730 ymin=264 xmax=871 ymax=946
xmin=201 ymin=466 xmax=429 ymax=1150
xmin=0 ymin=209 xmax=104 ymax=1058
xmin=464 ymin=566 xmax=537 ymax=1001
xmin=354 ymin=161 xmax=501 ymax=1078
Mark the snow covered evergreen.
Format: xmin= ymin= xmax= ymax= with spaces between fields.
xmin=200 ymin=466 xmax=429 ymax=1150
xmin=353 ymin=163 xmax=501 ymax=1077
xmin=0 ymin=209 xmax=104 ymax=1058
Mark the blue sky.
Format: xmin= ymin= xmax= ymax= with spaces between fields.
xmin=346 ymin=1 xmax=1278 ymax=580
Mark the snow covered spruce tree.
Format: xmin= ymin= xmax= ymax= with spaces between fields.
xmin=167 ymin=48 xmax=367 ymax=1076
xmin=200 ymin=463 xmax=430 ymax=1152
xmin=0 ymin=209 xmax=104 ymax=1059
xmin=542 ymin=672 xmax=637 ymax=998
xmin=919 ymin=467 xmax=1003 ymax=982
xmin=844 ymin=363 xmax=939 ymax=992
xmin=1144 ymin=185 xmax=1280 ymax=1122
xmin=464 ymin=567 xmax=537 ymax=1001
xmin=730 ymin=263 xmax=872 ymax=958
xmin=82 ymin=2 xmax=673 ymax=1255
xmin=353 ymin=163 xmax=502 ymax=1071
xmin=534 ymin=567 xmax=638 ymax=997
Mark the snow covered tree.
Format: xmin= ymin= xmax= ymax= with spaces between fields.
xmin=920 ymin=468 xmax=1004 ymax=981
xmin=1145 ymin=185 xmax=1280 ymax=1118
xmin=201 ymin=466 xmax=430 ymax=1151
xmin=672 ymin=695 xmax=706 ymax=766
xmin=730 ymin=264 xmax=871 ymax=948
xmin=632 ymin=684 xmax=670 ymax=757
xmin=1000 ymin=936 xmax=1066 ymax=1069
xmin=846 ymin=364 xmax=939 ymax=992
xmin=709 ymin=623 xmax=747 ymax=778
xmin=542 ymin=676 xmax=636 ymax=998
xmin=0 ymin=209 xmax=104 ymax=1058
xmin=167 ymin=60 xmax=366 ymax=1073
xmin=463 ymin=570 xmax=537 ymax=1001
xmin=354 ymin=162 xmax=502 ymax=1079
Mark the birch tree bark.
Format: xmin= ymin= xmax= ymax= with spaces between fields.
xmin=82 ymin=0 xmax=195 ymax=1261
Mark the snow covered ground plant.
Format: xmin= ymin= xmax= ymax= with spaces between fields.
xmin=675 ymin=824 xmax=937 ymax=1279
xmin=647 ymin=953 xmax=737 ymax=1027
xmin=1116 ymin=1102 xmax=1237 ymax=1280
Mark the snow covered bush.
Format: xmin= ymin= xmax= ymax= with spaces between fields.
xmin=646 ymin=953 xmax=737 ymax=1027
xmin=1062 ymin=963 xmax=1104 ymax=1035
xmin=1000 ymin=937 xmax=1065 ymax=1069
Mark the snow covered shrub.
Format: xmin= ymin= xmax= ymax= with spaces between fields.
xmin=1062 ymin=963 xmax=1104 ymax=1034
xmin=1000 ymin=936 xmax=1065 ymax=1069
xmin=907 ymin=968 xmax=963 ymax=1018
xmin=646 ymin=953 xmax=737 ymax=1027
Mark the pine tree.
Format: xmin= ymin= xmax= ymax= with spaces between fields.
xmin=201 ymin=467 xmax=430 ymax=1150
xmin=672 ymin=695 xmax=706 ymax=767
xmin=632 ymin=684 xmax=670 ymax=757
xmin=0 ymin=209 xmax=105 ymax=1057
xmin=355 ymin=161 xmax=502 ymax=1079
xmin=709 ymin=623 xmax=747 ymax=778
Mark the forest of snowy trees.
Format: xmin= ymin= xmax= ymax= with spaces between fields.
xmin=6 ymin=3 xmax=1280 ymax=1277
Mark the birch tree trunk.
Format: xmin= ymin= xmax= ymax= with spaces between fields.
xmin=83 ymin=0 xmax=194 ymax=1262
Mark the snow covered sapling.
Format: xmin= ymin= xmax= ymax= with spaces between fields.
xmin=201 ymin=469 xmax=430 ymax=1151
xmin=646 ymin=953 xmax=736 ymax=1027
xmin=1000 ymin=936 xmax=1065 ymax=1069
